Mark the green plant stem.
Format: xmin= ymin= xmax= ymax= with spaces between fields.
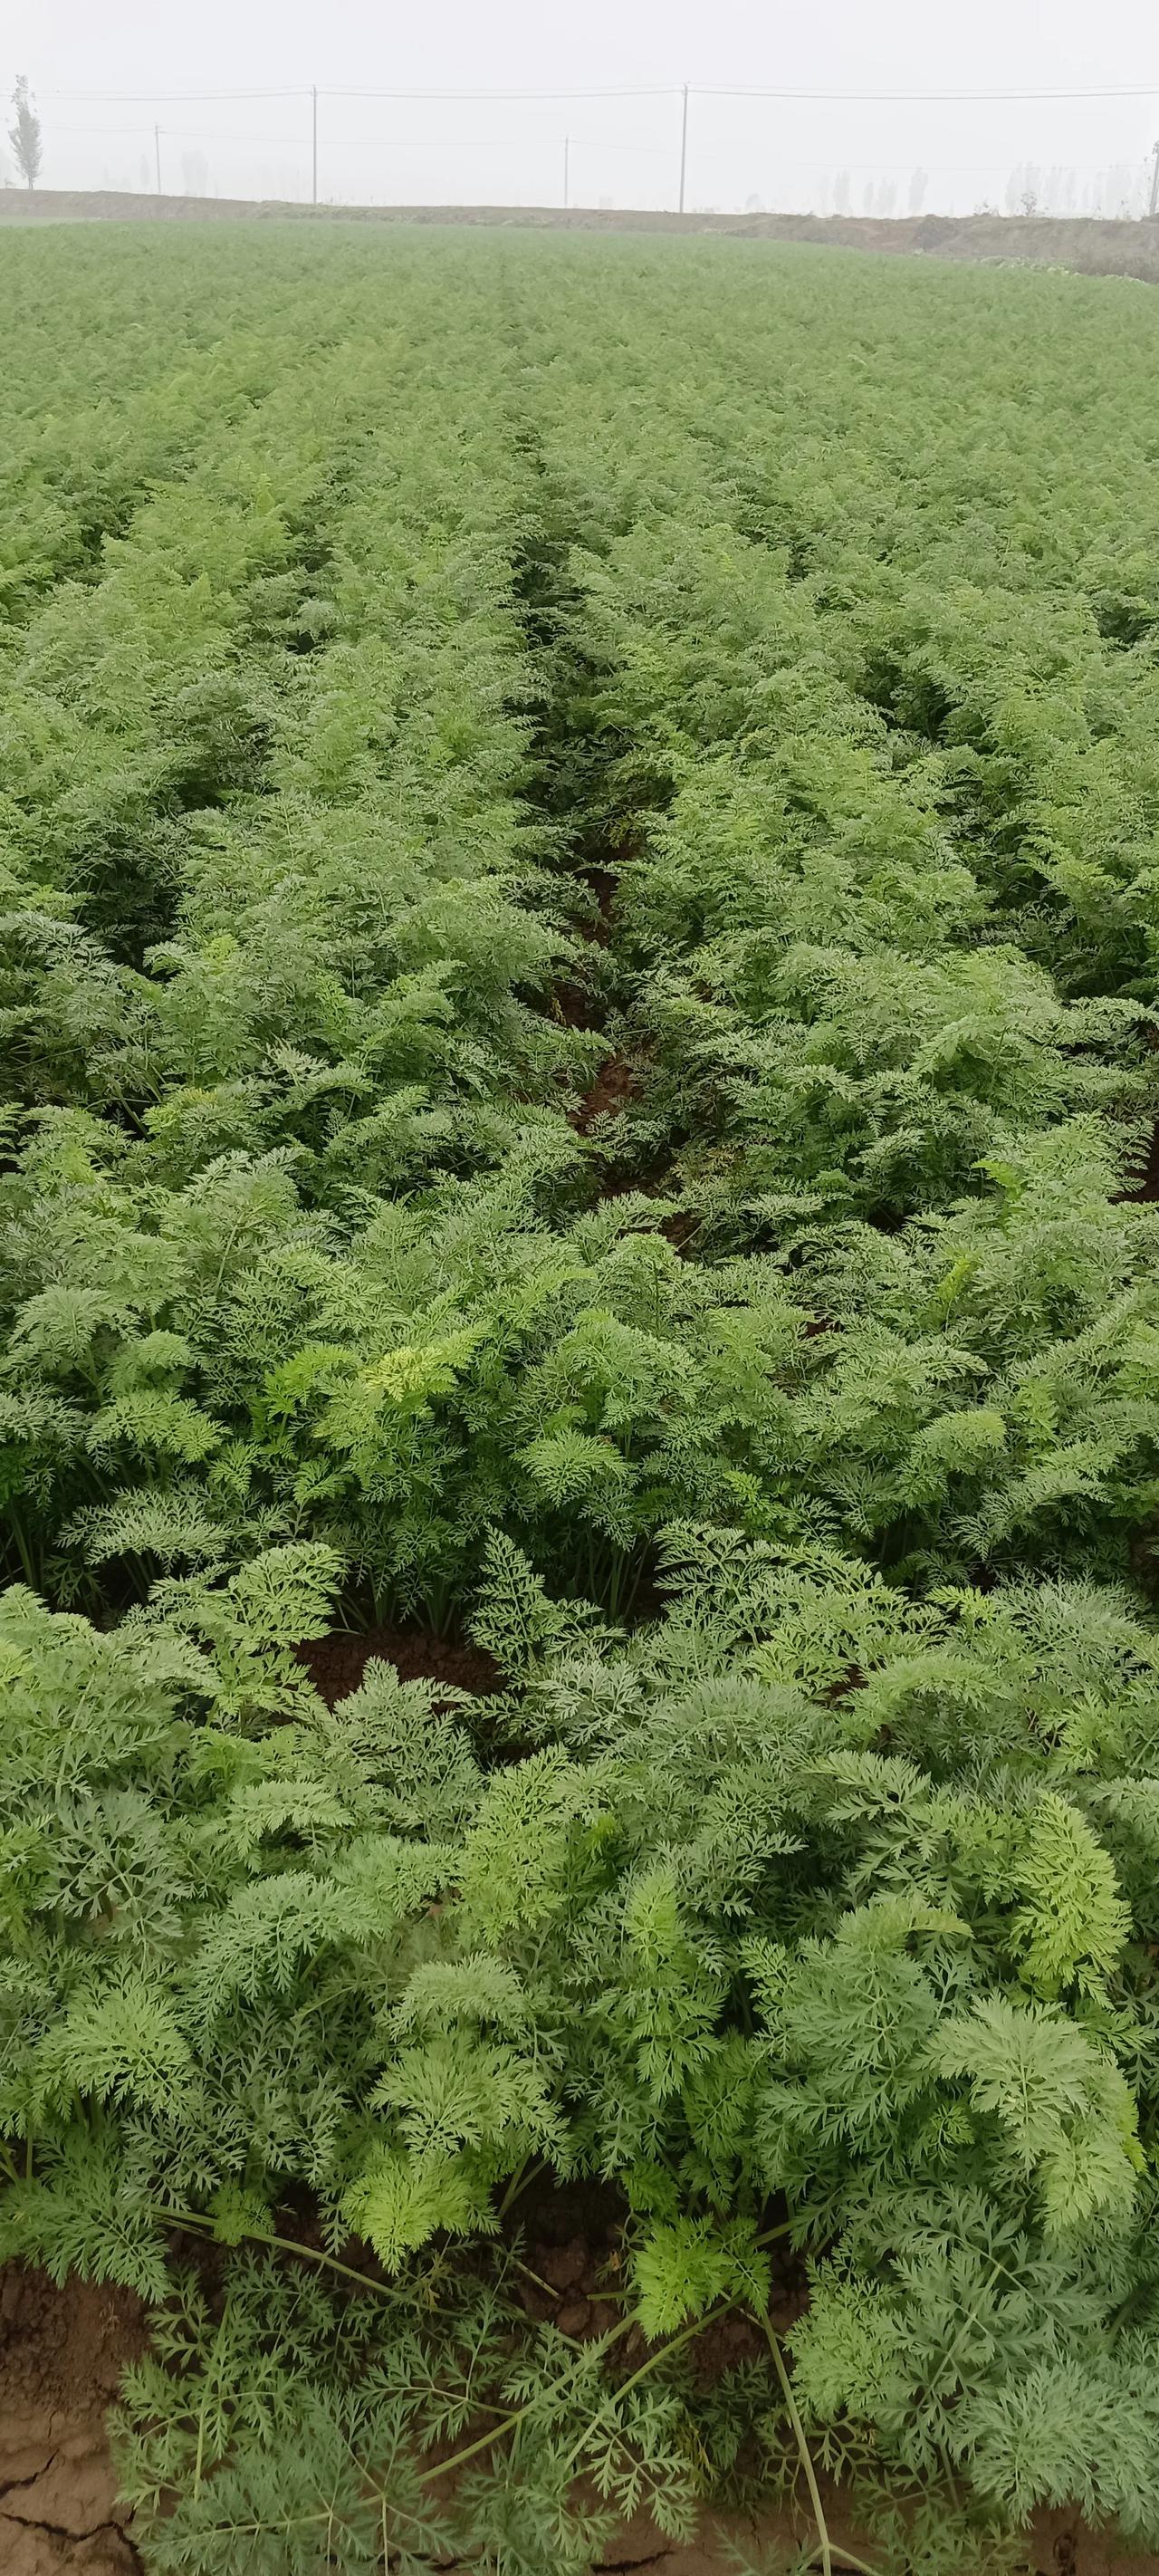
xmin=555 ymin=2298 xmax=730 ymax=2485
xmin=507 ymin=2252 xmax=564 ymax=2298
xmin=422 ymin=2279 xmax=766 ymax=2494
xmin=496 ymin=2153 xmax=546 ymax=2218
xmin=5 ymin=1506 xmax=38 ymax=1590
xmin=758 ymin=2306 xmax=833 ymax=2576
xmin=418 ymin=2312 xmax=639 ymax=2485
xmin=156 ymin=2206 xmax=400 ymax=2308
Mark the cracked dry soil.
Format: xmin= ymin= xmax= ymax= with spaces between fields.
xmin=0 ymin=2264 xmax=146 ymax=2576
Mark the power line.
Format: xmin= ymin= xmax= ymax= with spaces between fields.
xmin=35 ymin=72 xmax=1159 ymax=221
xmin=700 ymin=82 xmax=1159 ymax=101
xmin=40 ymin=83 xmax=676 ymax=106
xmin=40 ymin=77 xmax=1159 ymax=106
xmin=563 ymin=136 xmax=673 ymax=154
xmin=326 ymin=84 xmax=678 ymax=100
xmin=325 ymin=133 xmax=672 ymax=151
xmin=339 ymin=133 xmax=675 ymax=152
xmin=42 ymin=88 xmax=308 ymax=102
xmin=53 ymin=126 xmax=315 ymax=150
xmin=53 ymin=123 xmax=309 ymax=143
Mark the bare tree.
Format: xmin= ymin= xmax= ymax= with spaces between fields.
xmin=9 ymin=75 xmax=42 ymax=190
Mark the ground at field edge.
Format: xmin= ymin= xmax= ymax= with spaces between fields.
xmin=4 ymin=2263 xmax=1159 ymax=2576
xmin=0 ymin=2265 xmax=146 ymax=2576
xmin=3 ymin=197 xmax=1159 ymax=284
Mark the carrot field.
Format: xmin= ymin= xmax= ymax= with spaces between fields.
xmin=5 ymin=221 xmax=1159 ymax=2573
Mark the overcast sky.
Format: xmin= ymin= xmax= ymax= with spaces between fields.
xmin=5 ymin=0 xmax=1158 ymax=215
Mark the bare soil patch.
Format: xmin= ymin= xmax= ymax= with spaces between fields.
xmin=572 ymin=1052 xmax=640 ymax=1134
xmin=296 ymin=1623 xmax=503 ymax=1706
xmin=1115 ymin=1106 xmax=1159 ymax=1203
xmin=0 ymin=2265 xmax=146 ymax=2576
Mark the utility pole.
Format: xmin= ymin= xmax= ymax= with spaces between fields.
xmin=678 ymin=82 xmax=689 ymax=215
xmin=1150 ymin=139 xmax=1159 ymax=219
xmin=564 ymin=134 xmax=570 ymax=208
xmin=154 ymin=122 xmax=162 ymax=195
xmin=312 ymin=85 xmax=318 ymax=205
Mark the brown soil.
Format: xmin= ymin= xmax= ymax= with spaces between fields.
xmin=0 ymin=2266 xmax=147 ymax=2576
xmin=1116 ymin=1119 xmax=1159 ymax=1204
xmin=572 ymin=1053 xmax=640 ymax=1134
xmin=554 ymin=870 xmax=618 ymax=1033
xmin=590 ymin=2501 xmax=1159 ymax=2576
xmin=580 ymin=868 xmax=618 ymax=949
xmin=660 ymin=1207 xmax=701 ymax=1254
xmin=5 ymin=194 xmax=1159 ymax=284
xmin=554 ymin=978 xmax=603 ymax=1032
xmin=296 ymin=1622 xmax=503 ymax=1707
xmin=508 ymin=2173 xmax=805 ymax=2384
xmin=551 ymin=851 xmax=641 ymax=1136
xmin=508 ymin=2172 xmax=628 ymax=2342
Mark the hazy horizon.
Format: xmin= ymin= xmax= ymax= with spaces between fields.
xmin=5 ymin=0 xmax=1158 ymax=217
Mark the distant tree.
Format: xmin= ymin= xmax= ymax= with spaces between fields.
xmin=832 ymin=168 xmax=850 ymax=213
xmin=181 ymin=149 xmax=209 ymax=197
xmin=875 ymin=178 xmax=897 ymax=216
xmin=861 ymin=180 xmax=874 ymax=214
xmin=1004 ymin=162 xmax=1023 ymax=215
xmin=908 ymin=165 xmax=929 ymax=215
xmin=8 ymin=75 xmax=42 ymax=190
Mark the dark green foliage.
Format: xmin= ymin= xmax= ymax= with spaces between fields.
xmin=5 ymin=223 xmax=1159 ymax=2568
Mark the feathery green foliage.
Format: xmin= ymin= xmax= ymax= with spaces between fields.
xmin=5 ymin=221 xmax=1159 ymax=2568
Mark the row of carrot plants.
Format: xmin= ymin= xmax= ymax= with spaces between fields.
xmin=3 ymin=228 xmax=1159 ymax=2571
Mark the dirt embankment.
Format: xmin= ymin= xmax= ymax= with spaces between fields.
xmin=0 ymin=2265 xmax=146 ymax=2576
xmin=3 ymin=190 xmax=1159 ymax=281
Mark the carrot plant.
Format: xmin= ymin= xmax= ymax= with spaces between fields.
xmin=4 ymin=221 xmax=1159 ymax=2571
